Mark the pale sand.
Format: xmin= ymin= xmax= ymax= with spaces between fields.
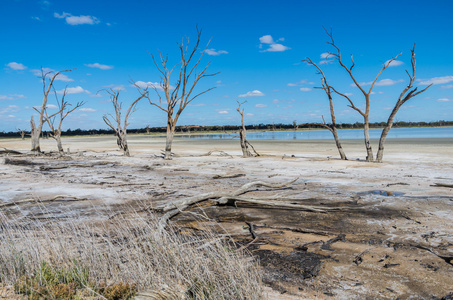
xmin=1 ymin=135 xmax=452 ymax=299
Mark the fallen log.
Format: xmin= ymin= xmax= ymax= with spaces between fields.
xmin=0 ymin=195 xmax=88 ymax=208
xmin=431 ymin=183 xmax=453 ymax=188
xmin=158 ymin=178 xmax=300 ymax=228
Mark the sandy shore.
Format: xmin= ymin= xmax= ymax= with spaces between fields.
xmin=1 ymin=135 xmax=452 ymax=299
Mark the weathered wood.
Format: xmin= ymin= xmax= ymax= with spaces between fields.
xmin=431 ymin=183 xmax=453 ymax=188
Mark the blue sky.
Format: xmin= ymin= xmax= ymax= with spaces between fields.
xmin=1 ymin=0 xmax=453 ymax=132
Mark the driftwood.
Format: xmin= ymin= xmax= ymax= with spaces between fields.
xmin=431 ymin=183 xmax=453 ymax=188
xmin=212 ymin=174 xmax=245 ymax=179
xmin=158 ymin=178 xmax=300 ymax=228
xmin=0 ymin=148 xmax=22 ymax=155
xmin=0 ymin=195 xmax=87 ymax=208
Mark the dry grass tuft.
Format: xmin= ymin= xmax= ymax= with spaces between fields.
xmin=0 ymin=208 xmax=263 ymax=299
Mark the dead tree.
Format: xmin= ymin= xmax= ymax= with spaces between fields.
xmin=143 ymin=28 xmax=218 ymax=159
xmin=102 ymin=89 xmax=147 ymax=156
xmin=237 ymin=100 xmax=252 ymax=157
xmin=38 ymin=88 xmax=85 ymax=154
xmin=17 ymin=129 xmax=26 ymax=140
xmin=31 ymin=69 xmax=73 ymax=152
xmin=375 ymin=45 xmax=432 ymax=162
xmin=324 ymin=28 xmax=401 ymax=162
xmin=302 ymin=57 xmax=347 ymax=160
xmin=145 ymin=125 xmax=151 ymax=135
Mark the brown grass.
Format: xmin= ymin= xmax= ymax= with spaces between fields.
xmin=0 ymin=207 xmax=263 ymax=299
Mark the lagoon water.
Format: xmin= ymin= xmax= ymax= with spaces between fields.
xmin=177 ymin=127 xmax=453 ymax=141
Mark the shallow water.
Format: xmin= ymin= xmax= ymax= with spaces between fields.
xmin=176 ymin=127 xmax=453 ymax=141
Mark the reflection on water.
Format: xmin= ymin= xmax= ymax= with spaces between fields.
xmin=175 ymin=127 xmax=453 ymax=141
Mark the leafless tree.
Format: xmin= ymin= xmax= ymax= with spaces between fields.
xmin=143 ymin=28 xmax=218 ymax=159
xmin=102 ymin=88 xmax=147 ymax=156
xmin=17 ymin=128 xmax=26 ymax=140
xmin=375 ymin=45 xmax=432 ymax=162
xmin=37 ymin=87 xmax=85 ymax=154
xmin=301 ymin=57 xmax=347 ymax=160
xmin=30 ymin=69 xmax=73 ymax=152
xmin=323 ymin=28 xmax=401 ymax=162
xmin=237 ymin=100 xmax=259 ymax=158
xmin=145 ymin=125 xmax=151 ymax=135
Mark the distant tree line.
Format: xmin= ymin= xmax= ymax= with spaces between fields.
xmin=2 ymin=120 xmax=452 ymax=138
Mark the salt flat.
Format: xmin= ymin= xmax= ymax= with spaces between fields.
xmin=1 ymin=135 xmax=452 ymax=299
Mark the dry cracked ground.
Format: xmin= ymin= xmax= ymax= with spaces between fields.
xmin=0 ymin=136 xmax=452 ymax=299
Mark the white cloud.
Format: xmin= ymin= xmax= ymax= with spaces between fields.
xmin=353 ymin=78 xmax=404 ymax=87
xmin=441 ymin=84 xmax=453 ymax=89
xmin=7 ymin=62 xmax=27 ymax=70
xmin=57 ymin=86 xmax=90 ymax=95
xmin=54 ymin=12 xmax=100 ymax=25
xmin=79 ymin=108 xmax=96 ymax=112
xmin=238 ymin=90 xmax=265 ymax=98
xmin=104 ymin=84 xmax=125 ymax=91
xmin=300 ymin=87 xmax=311 ymax=92
xmin=272 ymin=99 xmax=280 ymax=104
xmin=85 ymin=63 xmax=113 ymax=70
xmin=259 ymin=35 xmax=274 ymax=44
xmin=259 ymin=35 xmax=290 ymax=52
xmin=255 ymin=104 xmax=267 ymax=108
xmin=30 ymin=68 xmax=74 ymax=82
xmin=205 ymin=49 xmax=228 ymax=56
xmin=437 ymin=98 xmax=452 ymax=102
xmin=46 ymin=104 xmax=58 ymax=109
xmin=419 ymin=75 xmax=453 ymax=85
xmin=218 ymin=110 xmax=229 ymax=114
xmin=385 ymin=59 xmax=404 ymax=67
xmin=320 ymin=52 xmax=331 ymax=59
xmin=0 ymin=105 xmax=20 ymax=114
xmin=32 ymin=16 xmax=41 ymax=21
xmin=264 ymin=43 xmax=290 ymax=52
xmin=0 ymin=94 xmax=26 ymax=100
xmin=344 ymin=93 xmax=353 ymax=96
xmin=134 ymin=81 xmax=174 ymax=90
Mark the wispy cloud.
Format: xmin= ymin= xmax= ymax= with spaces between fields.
xmin=103 ymin=84 xmax=125 ymax=91
xmin=384 ymin=59 xmax=404 ymax=67
xmin=0 ymin=105 xmax=20 ymax=114
xmin=255 ymin=104 xmax=267 ymax=108
xmin=300 ymin=87 xmax=311 ymax=92
xmin=318 ymin=52 xmax=335 ymax=65
xmin=79 ymin=108 xmax=96 ymax=112
xmin=437 ymin=98 xmax=452 ymax=102
xmin=205 ymin=49 xmax=228 ymax=56
xmin=134 ymin=81 xmax=175 ymax=90
xmin=85 ymin=63 xmax=113 ymax=70
xmin=419 ymin=75 xmax=453 ymax=85
xmin=54 ymin=12 xmax=100 ymax=25
xmin=0 ymin=94 xmax=26 ymax=101
xmin=352 ymin=78 xmax=404 ymax=87
xmin=259 ymin=35 xmax=290 ymax=52
xmin=6 ymin=62 xmax=27 ymax=70
xmin=57 ymin=86 xmax=90 ymax=95
xmin=288 ymin=80 xmax=313 ymax=87
xmin=30 ymin=68 xmax=74 ymax=82
xmin=238 ymin=90 xmax=265 ymax=98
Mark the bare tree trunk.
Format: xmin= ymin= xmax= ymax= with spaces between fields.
xmin=164 ymin=124 xmax=175 ymax=160
xmin=30 ymin=116 xmax=41 ymax=152
xmin=54 ymin=134 xmax=64 ymax=154
xmin=363 ymin=120 xmax=373 ymax=162
xmin=239 ymin=129 xmax=252 ymax=157
xmin=119 ymin=129 xmax=130 ymax=157
xmin=376 ymin=108 xmax=397 ymax=163
xmin=331 ymin=127 xmax=347 ymax=160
